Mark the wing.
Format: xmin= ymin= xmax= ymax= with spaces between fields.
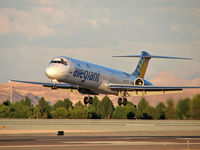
xmin=108 ymin=84 xmax=200 ymax=97
xmin=9 ymin=79 xmax=79 ymax=89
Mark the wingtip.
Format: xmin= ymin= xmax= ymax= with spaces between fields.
xmin=8 ymin=79 xmax=13 ymax=83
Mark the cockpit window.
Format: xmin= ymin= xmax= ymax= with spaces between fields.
xmin=50 ymin=58 xmax=68 ymax=65
xmin=51 ymin=60 xmax=62 ymax=63
xmin=61 ymin=59 xmax=67 ymax=65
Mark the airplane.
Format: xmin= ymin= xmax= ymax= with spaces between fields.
xmin=10 ymin=51 xmax=200 ymax=106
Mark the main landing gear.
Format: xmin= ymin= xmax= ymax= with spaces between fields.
xmin=84 ymin=96 xmax=93 ymax=105
xmin=118 ymin=97 xmax=127 ymax=106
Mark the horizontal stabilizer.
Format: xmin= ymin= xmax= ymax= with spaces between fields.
xmin=113 ymin=55 xmax=192 ymax=60
xmin=113 ymin=51 xmax=192 ymax=78
xmin=113 ymin=55 xmax=141 ymax=58
xmin=149 ymin=55 xmax=192 ymax=60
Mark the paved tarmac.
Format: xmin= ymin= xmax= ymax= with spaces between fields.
xmin=0 ymin=119 xmax=200 ymax=149
xmin=0 ymin=135 xmax=200 ymax=150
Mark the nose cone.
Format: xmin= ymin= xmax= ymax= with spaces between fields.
xmin=45 ymin=66 xmax=55 ymax=78
xmin=45 ymin=65 xmax=64 ymax=79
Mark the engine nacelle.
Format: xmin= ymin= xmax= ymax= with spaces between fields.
xmin=134 ymin=78 xmax=144 ymax=86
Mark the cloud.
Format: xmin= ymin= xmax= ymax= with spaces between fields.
xmin=158 ymin=7 xmax=178 ymax=12
xmin=134 ymin=18 xmax=152 ymax=32
xmin=0 ymin=8 xmax=55 ymax=39
xmin=189 ymin=24 xmax=200 ymax=37
xmin=0 ymin=1 xmax=113 ymax=39
xmin=117 ymin=40 xmax=200 ymax=79
xmin=170 ymin=24 xmax=182 ymax=32
xmin=0 ymin=0 xmax=200 ymax=83
xmin=192 ymin=8 xmax=200 ymax=16
xmin=0 ymin=13 xmax=12 ymax=35
xmin=118 ymin=40 xmax=200 ymax=59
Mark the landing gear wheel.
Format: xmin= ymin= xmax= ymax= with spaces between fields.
xmin=123 ymin=98 xmax=127 ymax=106
xmin=118 ymin=98 xmax=123 ymax=106
xmin=88 ymin=97 xmax=93 ymax=104
xmin=84 ymin=97 xmax=88 ymax=105
xmin=84 ymin=96 xmax=93 ymax=105
xmin=118 ymin=97 xmax=127 ymax=106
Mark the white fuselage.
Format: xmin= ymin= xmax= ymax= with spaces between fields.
xmin=45 ymin=56 xmax=151 ymax=95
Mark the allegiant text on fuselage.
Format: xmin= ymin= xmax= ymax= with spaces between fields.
xmin=73 ymin=67 xmax=100 ymax=83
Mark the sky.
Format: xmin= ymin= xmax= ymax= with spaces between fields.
xmin=0 ymin=0 xmax=200 ymax=83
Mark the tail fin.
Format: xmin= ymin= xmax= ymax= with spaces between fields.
xmin=133 ymin=51 xmax=151 ymax=78
xmin=113 ymin=51 xmax=192 ymax=78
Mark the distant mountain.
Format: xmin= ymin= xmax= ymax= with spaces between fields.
xmin=0 ymin=71 xmax=200 ymax=106
xmin=150 ymin=71 xmax=200 ymax=86
xmin=0 ymin=83 xmax=40 ymax=104
xmin=141 ymin=71 xmax=200 ymax=106
xmin=0 ymin=82 xmax=84 ymax=105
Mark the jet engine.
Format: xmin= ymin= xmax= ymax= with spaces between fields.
xmin=134 ymin=78 xmax=144 ymax=86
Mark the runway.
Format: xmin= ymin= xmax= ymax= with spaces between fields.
xmin=1 ymin=119 xmax=200 ymax=149
xmin=1 ymin=135 xmax=200 ymax=150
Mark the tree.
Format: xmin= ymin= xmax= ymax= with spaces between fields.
xmin=98 ymin=96 xmax=114 ymax=119
xmin=51 ymin=107 xmax=70 ymax=119
xmin=136 ymin=98 xmax=151 ymax=119
xmin=1 ymin=100 xmax=15 ymax=118
xmin=176 ymin=98 xmax=191 ymax=120
xmin=53 ymin=98 xmax=73 ymax=110
xmin=63 ymin=98 xmax=73 ymax=109
xmin=146 ymin=106 xmax=157 ymax=119
xmin=87 ymin=106 xmax=101 ymax=119
xmin=14 ymin=101 xmax=29 ymax=118
xmin=125 ymin=101 xmax=137 ymax=119
xmin=88 ymin=96 xmax=101 ymax=119
xmin=23 ymin=97 xmax=32 ymax=107
xmin=13 ymin=97 xmax=34 ymax=118
xmin=190 ymin=94 xmax=200 ymax=120
xmin=112 ymin=106 xmax=127 ymax=119
xmin=33 ymin=105 xmax=40 ymax=119
xmin=70 ymin=101 xmax=88 ymax=119
xmin=93 ymin=96 xmax=100 ymax=108
xmin=75 ymin=101 xmax=84 ymax=107
xmin=0 ymin=104 xmax=11 ymax=118
xmin=37 ymin=97 xmax=51 ymax=119
xmin=155 ymin=102 xmax=166 ymax=119
xmin=165 ymin=98 xmax=176 ymax=119
xmin=53 ymin=100 xmax=64 ymax=110
xmin=112 ymin=101 xmax=137 ymax=119
xmin=3 ymin=100 xmax=11 ymax=106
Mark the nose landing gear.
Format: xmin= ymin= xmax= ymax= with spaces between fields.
xmin=118 ymin=97 xmax=127 ymax=106
xmin=84 ymin=96 xmax=93 ymax=105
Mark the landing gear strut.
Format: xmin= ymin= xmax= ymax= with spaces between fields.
xmin=118 ymin=97 xmax=127 ymax=106
xmin=84 ymin=96 xmax=93 ymax=105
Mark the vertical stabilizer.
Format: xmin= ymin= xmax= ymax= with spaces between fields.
xmin=133 ymin=51 xmax=151 ymax=78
